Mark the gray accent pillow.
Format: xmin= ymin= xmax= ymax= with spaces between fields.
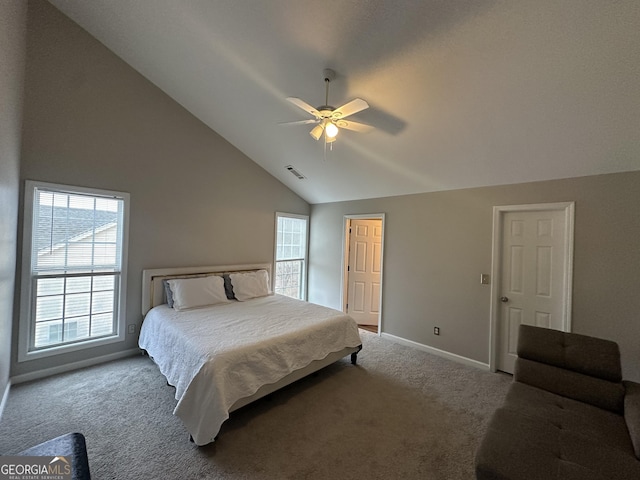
xmin=163 ymin=279 xmax=174 ymax=308
xmin=223 ymin=274 xmax=236 ymax=300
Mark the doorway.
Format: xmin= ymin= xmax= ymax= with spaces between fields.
xmin=342 ymin=214 xmax=385 ymax=334
xmin=489 ymin=203 xmax=574 ymax=374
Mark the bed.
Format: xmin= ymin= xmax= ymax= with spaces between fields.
xmin=138 ymin=263 xmax=363 ymax=446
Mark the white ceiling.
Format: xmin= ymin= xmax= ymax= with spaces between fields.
xmin=48 ymin=0 xmax=640 ymax=204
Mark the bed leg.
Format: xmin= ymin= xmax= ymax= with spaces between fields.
xmin=351 ymin=345 xmax=363 ymax=365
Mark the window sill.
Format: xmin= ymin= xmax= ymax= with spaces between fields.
xmin=17 ymin=333 xmax=125 ymax=363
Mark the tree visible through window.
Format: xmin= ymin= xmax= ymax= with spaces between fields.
xmin=19 ymin=181 xmax=129 ymax=360
xmin=274 ymin=213 xmax=308 ymax=300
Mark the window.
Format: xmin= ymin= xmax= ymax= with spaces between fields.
xmin=19 ymin=181 xmax=129 ymax=361
xmin=274 ymin=213 xmax=308 ymax=300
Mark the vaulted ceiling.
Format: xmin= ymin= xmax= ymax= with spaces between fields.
xmin=48 ymin=0 xmax=640 ymax=204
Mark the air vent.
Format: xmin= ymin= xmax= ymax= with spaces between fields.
xmin=285 ymin=165 xmax=306 ymax=180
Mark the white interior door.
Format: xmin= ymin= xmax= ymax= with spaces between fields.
xmin=347 ymin=219 xmax=382 ymax=326
xmin=495 ymin=204 xmax=573 ymax=373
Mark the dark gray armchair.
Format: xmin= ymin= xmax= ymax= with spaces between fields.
xmin=475 ymin=325 xmax=640 ymax=480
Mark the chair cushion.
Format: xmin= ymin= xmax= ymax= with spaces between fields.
xmin=475 ymin=405 xmax=640 ymax=480
xmin=506 ymin=382 xmax=633 ymax=454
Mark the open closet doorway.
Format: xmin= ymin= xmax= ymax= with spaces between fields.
xmin=342 ymin=214 xmax=385 ymax=334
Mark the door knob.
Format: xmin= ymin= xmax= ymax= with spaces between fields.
xmin=500 ymin=296 xmax=509 ymax=303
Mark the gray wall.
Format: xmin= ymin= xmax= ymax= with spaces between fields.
xmin=0 ymin=1 xmax=27 ymax=402
xmin=12 ymin=0 xmax=309 ymax=378
xmin=309 ymin=172 xmax=640 ymax=382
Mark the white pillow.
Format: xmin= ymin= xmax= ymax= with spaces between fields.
xmin=229 ymin=270 xmax=270 ymax=301
xmin=167 ymin=275 xmax=229 ymax=310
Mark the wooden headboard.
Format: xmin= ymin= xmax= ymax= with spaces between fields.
xmin=141 ymin=263 xmax=272 ymax=316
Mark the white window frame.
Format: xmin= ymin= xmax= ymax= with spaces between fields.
xmin=274 ymin=212 xmax=309 ymax=300
xmin=18 ymin=180 xmax=130 ymax=362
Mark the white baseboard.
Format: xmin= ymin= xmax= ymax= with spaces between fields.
xmin=10 ymin=348 xmax=141 ymax=385
xmin=0 ymin=379 xmax=10 ymax=420
xmin=380 ymin=332 xmax=490 ymax=370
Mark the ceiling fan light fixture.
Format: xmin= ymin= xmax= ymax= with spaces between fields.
xmin=309 ymin=123 xmax=324 ymax=140
xmin=325 ymin=121 xmax=339 ymax=139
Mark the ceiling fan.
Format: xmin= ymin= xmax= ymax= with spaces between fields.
xmin=282 ymin=69 xmax=373 ymax=143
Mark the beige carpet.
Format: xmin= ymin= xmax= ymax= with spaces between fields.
xmin=0 ymin=331 xmax=511 ymax=479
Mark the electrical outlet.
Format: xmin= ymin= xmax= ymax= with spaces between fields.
xmin=434 ymin=326 xmax=440 ymax=335
xmin=480 ymin=274 xmax=490 ymax=285
xmin=127 ymin=324 xmax=136 ymax=334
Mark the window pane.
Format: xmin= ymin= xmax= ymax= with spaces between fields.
xmin=64 ymin=321 xmax=79 ymax=342
xmin=91 ymin=312 xmax=114 ymax=336
xmin=93 ymin=242 xmax=117 ymax=266
xmin=276 ymin=216 xmax=307 ymax=261
xmin=35 ymin=320 xmax=62 ymax=348
xmin=68 ymin=316 xmax=90 ymax=341
xmin=93 ymin=275 xmax=114 ymax=291
xmin=92 ymin=290 xmax=114 ymax=315
xmin=65 ymin=293 xmax=91 ymax=318
xmin=66 ymin=276 xmax=91 ymax=294
xmin=37 ymin=277 xmax=64 ymax=296
xmin=274 ymin=260 xmax=303 ymax=298
xmin=68 ymin=194 xmax=94 ymax=210
xmin=35 ymin=295 xmax=63 ymax=322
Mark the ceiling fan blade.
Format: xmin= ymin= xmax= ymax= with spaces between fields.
xmin=336 ymin=119 xmax=374 ymax=133
xmin=332 ymin=98 xmax=369 ymax=119
xmin=309 ymin=123 xmax=324 ymax=140
xmin=279 ymin=119 xmax=318 ymax=126
xmin=287 ymin=97 xmax=321 ymax=118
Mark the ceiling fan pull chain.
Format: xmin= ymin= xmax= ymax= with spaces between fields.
xmin=323 ymin=135 xmax=327 ymax=161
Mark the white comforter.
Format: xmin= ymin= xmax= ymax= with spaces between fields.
xmin=138 ymin=294 xmax=362 ymax=445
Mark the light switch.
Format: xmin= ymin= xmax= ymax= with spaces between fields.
xmin=480 ymin=274 xmax=490 ymax=285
